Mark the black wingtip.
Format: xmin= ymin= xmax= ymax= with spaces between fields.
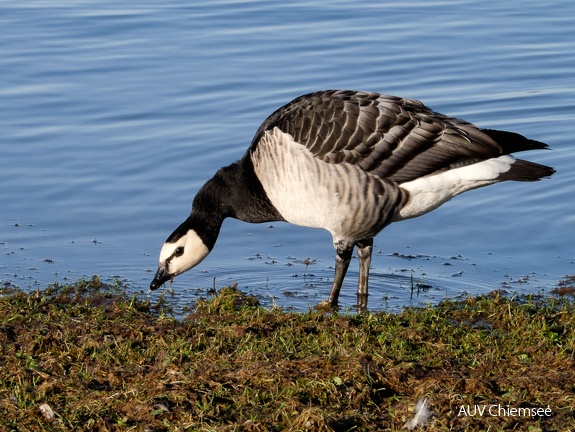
xmin=480 ymin=128 xmax=551 ymax=153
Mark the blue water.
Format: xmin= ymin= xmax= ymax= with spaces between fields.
xmin=1 ymin=0 xmax=574 ymax=314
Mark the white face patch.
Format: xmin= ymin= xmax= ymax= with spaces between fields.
xmin=159 ymin=229 xmax=210 ymax=277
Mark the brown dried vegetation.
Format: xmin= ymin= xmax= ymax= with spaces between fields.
xmin=1 ymin=276 xmax=574 ymax=431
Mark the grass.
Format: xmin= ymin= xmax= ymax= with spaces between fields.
xmin=1 ymin=276 xmax=574 ymax=431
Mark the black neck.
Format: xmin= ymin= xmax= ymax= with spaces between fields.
xmin=186 ymin=157 xmax=284 ymax=250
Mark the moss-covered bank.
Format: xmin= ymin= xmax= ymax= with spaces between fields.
xmin=1 ymin=276 xmax=574 ymax=431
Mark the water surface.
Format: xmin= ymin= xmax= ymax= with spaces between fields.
xmin=1 ymin=0 xmax=574 ymax=314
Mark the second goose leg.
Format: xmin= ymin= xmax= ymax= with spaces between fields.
xmin=356 ymin=238 xmax=373 ymax=310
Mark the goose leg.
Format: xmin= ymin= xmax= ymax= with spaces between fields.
xmin=356 ymin=238 xmax=373 ymax=311
xmin=325 ymin=240 xmax=354 ymax=308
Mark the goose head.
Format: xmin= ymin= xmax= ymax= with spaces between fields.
xmin=150 ymin=228 xmax=210 ymax=290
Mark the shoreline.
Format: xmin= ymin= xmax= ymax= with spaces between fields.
xmin=1 ymin=276 xmax=574 ymax=430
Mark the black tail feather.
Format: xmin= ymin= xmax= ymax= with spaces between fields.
xmin=480 ymin=128 xmax=555 ymax=181
xmin=498 ymin=159 xmax=556 ymax=182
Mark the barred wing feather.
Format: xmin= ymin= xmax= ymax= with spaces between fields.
xmin=249 ymin=90 xmax=543 ymax=184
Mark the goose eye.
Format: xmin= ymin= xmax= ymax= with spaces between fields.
xmin=175 ymin=247 xmax=184 ymax=257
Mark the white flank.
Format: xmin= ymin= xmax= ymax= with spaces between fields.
xmin=396 ymin=155 xmax=515 ymax=220
xmin=159 ymin=229 xmax=209 ymax=276
xmin=252 ymin=127 xmax=389 ymax=240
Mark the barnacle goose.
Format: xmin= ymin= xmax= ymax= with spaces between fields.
xmin=150 ymin=90 xmax=554 ymax=309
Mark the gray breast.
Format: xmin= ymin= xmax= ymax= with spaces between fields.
xmin=251 ymin=127 xmax=408 ymax=242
